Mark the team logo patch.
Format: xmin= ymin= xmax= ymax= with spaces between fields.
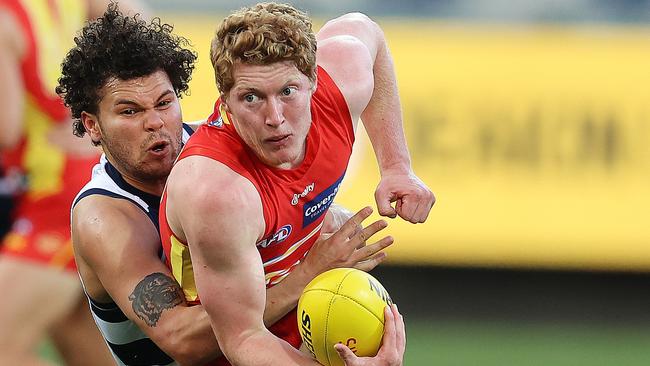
xmin=208 ymin=116 xmax=223 ymax=128
xmin=257 ymin=224 xmax=293 ymax=248
xmin=302 ymin=174 xmax=345 ymax=228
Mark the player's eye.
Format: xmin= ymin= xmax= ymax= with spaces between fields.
xmin=244 ymin=94 xmax=259 ymax=103
xmin=282 ymin=87 xmax=297 ymax=97
xmin=120 ymin=109 xmax=136 ymax=116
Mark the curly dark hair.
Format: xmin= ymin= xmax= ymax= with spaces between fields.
xmin=56 ymin=2 xmax=197 ymax=140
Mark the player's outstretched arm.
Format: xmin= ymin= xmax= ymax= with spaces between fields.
xmin=316 ymin=13 xmax=434 ymax=224
xmin=166 ymin=156 xmax=322 ymax=366
xmin=72 ymin=197 xmax=222 ymax=365
xmin=334 ymin=304 xmax=406 ymax=366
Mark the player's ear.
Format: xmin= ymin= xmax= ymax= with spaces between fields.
xmin=222 ymin=100 xmax=230 ymax=113
xmin=81 ymin=111 xmax=102 ymax=145
xmin=310 ymin=75 xmax=317 ymax=94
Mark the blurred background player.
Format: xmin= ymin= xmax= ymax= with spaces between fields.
xmin=0 ymin=0 xmax=143 ymax=364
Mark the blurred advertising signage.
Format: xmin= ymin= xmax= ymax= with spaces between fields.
xmin=337 ymin=22 xmax=650 ymax=271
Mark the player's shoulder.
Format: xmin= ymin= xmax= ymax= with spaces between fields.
xmin=316 ymin=12 xmax=377 ymax=62
xmin=316 ymin=15 xmax=376 ymax=120
xmin=73 ymin=194 xmax=151 ymax=236
xmin=168 ymin=156 xmax=260 ymax=216
xmin=317 ymin=34 xmax=372 ymax=75
xmin=73 ymin=194 xmax=161 ymax=273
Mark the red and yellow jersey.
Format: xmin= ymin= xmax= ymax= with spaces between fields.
xmin=160 ymin=66 xmax=355 ymax=359
xmin=0 ymin=0 xmax=98 ymax=271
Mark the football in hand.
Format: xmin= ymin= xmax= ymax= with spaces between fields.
xmin=297 ymin=268 xmax=393 ymax=366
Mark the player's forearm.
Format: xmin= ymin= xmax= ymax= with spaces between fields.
xmin=157 ymin=305 xmax=222 ymax=365
xmin=263 ymin=267 xmax=313 ymax=326
xmin=117 ymin=269 xmax=221 ymax=365
xmin=223 ymin=328 xmax=320 ymax=366
xmin=361 ymin=31 xmax=412 ymax=176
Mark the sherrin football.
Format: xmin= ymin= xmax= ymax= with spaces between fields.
xmin=297 ymin=268 xmax=393 ymax=366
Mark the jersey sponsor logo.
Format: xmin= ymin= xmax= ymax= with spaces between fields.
xmin=257 ymin=224 xmax=292 ymax=248
xmin=302 ymin=174 xmax=345 ymax=228
xmin=291 ymin=182 xmax=315 ymax=205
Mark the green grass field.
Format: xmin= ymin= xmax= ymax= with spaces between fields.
xmin=405 ymin=319 xmax=650 ymax=366
xmin=40 ymin=318 xmax=650 ymax=365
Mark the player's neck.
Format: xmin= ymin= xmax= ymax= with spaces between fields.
xmin=107 ymin=157 xmax=166 ymax=197
xmin=121 ymin=175 xmax=166 ymax=197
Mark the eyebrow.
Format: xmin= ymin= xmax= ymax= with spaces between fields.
xmin=114 ymin=99 xmax=139 ymax=107
xmin=234 ymin=79 xmax=300 ymax=94
xmin=233 ymin=84 xmax=259 ymax=93
xmin=156 ymin=90 xmax=175 ymax=101
xmin=113 ymin=89 xmax=175 ymax=107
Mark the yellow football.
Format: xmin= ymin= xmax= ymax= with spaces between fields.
xmin=297 ymin=268 xmax=393 ymax=366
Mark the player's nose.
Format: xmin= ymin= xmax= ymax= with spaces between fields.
xmin=264 ymin=98 xmax=284 ymax=127
xmin=143 ymin=110 xmax=165 ymax=131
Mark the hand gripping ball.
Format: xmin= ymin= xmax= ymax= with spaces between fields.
xmin=297 ymin=268 xmax=393 ymax=366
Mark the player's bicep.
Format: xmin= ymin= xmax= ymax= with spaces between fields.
xmin=73 ymin=198 xmax=183 ymax=328
xmin=171 ymin=159 xmax=267 ymax=348
xmin=190 ymin=226 xmax=267 ymax=340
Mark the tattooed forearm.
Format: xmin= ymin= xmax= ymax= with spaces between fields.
xmin=128 ymin=272 xmax=184 ymax=327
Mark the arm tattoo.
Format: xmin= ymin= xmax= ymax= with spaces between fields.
xmin=128 ymin=272 xmax=184 ymax=327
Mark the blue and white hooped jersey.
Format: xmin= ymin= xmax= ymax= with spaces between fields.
xmin=71 ymin=123 xmax=193 ymax=366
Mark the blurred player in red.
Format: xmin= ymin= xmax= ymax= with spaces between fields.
xmin=0 ymin=0 xmax=143 ymax=364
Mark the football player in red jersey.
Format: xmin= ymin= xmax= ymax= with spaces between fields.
xmin=162 ymin=2 xmax=434 ymax=365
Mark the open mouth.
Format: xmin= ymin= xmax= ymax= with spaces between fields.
xmin=148 ymin=141 xmax=169 ymax=154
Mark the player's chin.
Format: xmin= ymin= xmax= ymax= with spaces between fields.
xmin=140 ymin=158 xmax=174 ymax=177
xmin=143 ymin=165 xmax=173 ymax=181
xmin=269 ymin=149 xmax=303 ymax=167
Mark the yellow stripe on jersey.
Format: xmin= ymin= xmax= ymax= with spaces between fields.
xmin=170 ymin=235 xmax=198 ymax=302
xmin=265 ymin=259 xmax=301 ymax=286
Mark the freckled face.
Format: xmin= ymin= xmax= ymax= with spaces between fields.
xmin=224 ymin=61 xmax=314 ymax=169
